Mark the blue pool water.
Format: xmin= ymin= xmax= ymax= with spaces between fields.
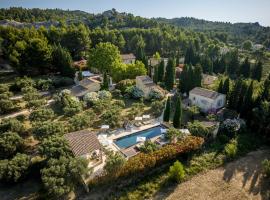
xmin=114 ymin=125 xmax=165 ymax=149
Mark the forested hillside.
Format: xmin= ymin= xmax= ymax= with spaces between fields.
xmin=155 ymin=17 xmax=270 ymax=46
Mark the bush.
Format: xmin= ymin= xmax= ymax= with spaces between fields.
xmin=148 ymin=88 xmax=165 ymax=101
xmin=224 ymin=139 xmax=238 ymax=159
xmin=127 ymin=86 xmax=144 ymax=99
xmin=90 ymin=136 xmax=204 ymax=184
xmin=166 ymin=128 xmax=182 ymax=143
xmin=151 ymin=100 xmax=164 ymax=117
xmin=218 ymin=119 xmax=245 ymax=139
xmin=0 ymin=118 xmax=25 ymax=135
xmin=98 ymin=90 xmax=112 ymax=100
xmin=36 ymin=78 xmax=53 ymax=91
xmin=139 ymin=140 xmax=158 ymax=153
xmin=168 ymin=160 xmax=185 ymax=183
xmin=12 ymin=76 xmax=35 ymax=91
xmin=115 ymin=79 xmax=135 ymax=94
xmin=83 ymin=92 xmax=98 ymax=106
xmin=262 ymin=159 xmax=270 ymax=177
xmin=104 ymin=152 xmax=126 ymax=174
xmin=29 ymin=108 xmax=55 ymax=122
xmin=51 ymin=77 xmax=74 ymax=88
xmin=188 ymin=121 xmax=211 ymax=138
xmin=0 ymin=132 xmax=23 ymax=159
xmin=0 ymin=153 xmax=31 ymax=183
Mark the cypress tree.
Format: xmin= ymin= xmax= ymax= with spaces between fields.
xmin=241 ymin=81 xmax=254 ymax=117
xmin=179 ymin=64 xmax=188 ymax=94
xmin=158 ymin=59 xmax=165 ymax=82
xmin=218 ymin=79 xmax=224 ymax=93
xmin=237 ymin=81 xmax=248 ymax=112
xmin=184 ymin=45 xmax=195 ymax=65
xmin=173 ymin=96 xmax=182 ymax=128
xmin=163 ymin=96 xmax=171 ymax=122
xmin=194 ymin=65 xmax=202 ymax=87
xmin=222 ymin=77 xmax=230 ymax=96
xmin=101 ymin=72 xmax=109 ymax=90
xmin=164 ymin=58 xmax=176 ymax=91
xmin=228 ymin=79 xmax=242 ymax=109
xmin=187 ymin=65 xmax=194 ymax=91
xmin=153 ymin=65 xmax=159 ymax=83
xmin=252 ymin=60 xmax=263 ymax=81
xmin=239 ymin=57 xmax=251 ymax=78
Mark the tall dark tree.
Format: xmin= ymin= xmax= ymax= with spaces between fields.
xmin=164 ymin=58 xmax=176 ymax=91
xmin=157 ymin=59 xmax=165 ymax=82
xmin=173 ymin=96 xmax=182 ymax=128
xmin=101 ymin=72 xmax=109 ymax=90
xmin=228 ymin=79 xmax=243 ymax=109
xmin=163 ymin=96 xmax=171 ymax=122
xmin=227 ymin=50 xmax=239 ymax=76
xmin=239 ymin=57 xmax=251 ymax=78
xmin=52 ymin=44 xmax=74 ymax=78
xmin=222 ymin=77 xmax=230 ymax=96
xmin=179 ymin=64 xmax=189 ymax=94
xmin=241 ymin=81 xmax=254 ymax=118
xmin=184 ymin=45 xmax=196 ymax=65
xmin=252 ymin=60 xmax=263 ymax=81
xmin=218 ymin=79 xmax=224 ymax=93
xmin=193 ymin=65 xmax=202 ymax=88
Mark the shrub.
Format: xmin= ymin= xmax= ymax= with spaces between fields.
xmin=148 ymin=88 xmax=165 ymax=101
xmin=115 ymin=79 xmax=135 ymax=94
xmin=224 ymin=139 xmax=238 ymax=159
xmin=218 ymin=119 xmax=244 ymax=139
xmin=168 ymin=160 xmax=185 ymax=183
xmin=262 ymin=159 xmax=270 ymax=177
xmin=83 ymin=92 xmax=98 ymax=106
xmin=104 ymin=152 xmax=126 ymax=174
xmin=29 ymin=108 xmax=55 ymax=122
xmin=139 ymin=140 xmax=158 ymax=153
xmin=0 ymin=118 xmax=25 ymax=135
xmin=90 ymin=136 xmax=204 ymax=184
xmin=0 ymin=153 xmax=31 ymax=183
xmin=51 ymin=77 xmax=74 ymax=88
xmin=0 ymin=132 xmax=23 ymax=159
xmin=12 ymin=76 xmax=35 ymax=91
xmin=150 ymin=100 xmax=164 ymax=117
xmin=0 ymin=99 xmax=16 ymax=114
xmin=127 ymin=86 xmax=144 ymax=99
xmin=166 ymin=128 xmax=182 ymax=143
xmin=98 ymin=90 xmax=112 ymax=100
xmin=36 ymin=78 xmax=53 ymax=91
xmin=188 ymin=121 xmax=211 ymax=138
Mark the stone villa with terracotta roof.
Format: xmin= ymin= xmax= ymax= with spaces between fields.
xmin=121 ymin=53 xmax=136 ymax=64
xmin=64 ymin=129 xmax=102 ymax=160
xmin=189 ymin=87 xmax=226 ymax=113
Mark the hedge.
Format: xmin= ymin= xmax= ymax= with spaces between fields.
xmin=90 ymin=136 xmax=204 ymax=186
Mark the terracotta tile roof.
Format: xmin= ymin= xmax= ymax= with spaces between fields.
xmin=64 ymin=130 xmax=101 ymax=157
xmin=190 ymin=87 xmax=223 ymax=100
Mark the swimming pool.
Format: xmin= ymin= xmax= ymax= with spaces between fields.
xmin=114 ymin=125 xmax=166 ymax=149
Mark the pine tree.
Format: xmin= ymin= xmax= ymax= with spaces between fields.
xmin=222 ymin=77 xmax=230 ymax=96
xmin=218 ymin=79 xmax=224 ymax=93
xmin=252 ymin=60 xmax=263 ymax=81
xmin=173 ymin=96 xmax=182 ymax=128
xmin=163 ymin=96 xmax=171 ymax=122
xmin=164 ymin=58 xmax=176 ymax=91
xmin=158 ymin=59 xmax=165 ymax=82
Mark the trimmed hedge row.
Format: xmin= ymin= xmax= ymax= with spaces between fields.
xmin=90 ymin=136 xmax=204 ymax=185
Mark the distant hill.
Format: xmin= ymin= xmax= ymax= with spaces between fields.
xmin=155 ymin=17 xmax=270 ymax=45
xmin=0 ymin=7 xmax=269 ymax=46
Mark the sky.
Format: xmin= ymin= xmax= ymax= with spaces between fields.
xmin=1 ymin=0 xmax=270 ymax=27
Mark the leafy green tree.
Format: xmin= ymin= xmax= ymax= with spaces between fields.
xmin=88 ymin=42 xmax=121 ymax=74
xmin=164 ymin=58 xmax=176 ymax=90
xmin=41 ymin=156 xmax=88 ymax=198
xmin=69 ymin=111 xmax=95 ymax=131
xmin=0 ymin=132 xmax=23 ymax=159
xmin=0 ymin=153 xmax=31 ymax=183
xmin=29 ymin=108 xmax=55 ymax=122
xmin=173 ymin=96 xmax=182 ymax=128
xmin=39 ymin=135 xmax=72 ymax=159
xmin=168 ymin=160 xmax=185 ymax=183
xmin=163 ymin=97 xmax=171 ymax=122
xmin=32 ymin=121 xmax=67 ymax=138
xmin=0 ymin=118 xmax=25 ymax=134
xmin=151 ymin=100 xmax=164 ymax=117
xmin=52 ymin=44 xmax=75 ymax=78
xmin=104 ymin=152 xmax=126 ymax=174
xmin=242 ymin=40 xmax=252 ymax=51
xmin=101 ymin=106 xmax=123 ymax=128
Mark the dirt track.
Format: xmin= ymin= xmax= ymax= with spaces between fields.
xmin=155 ymin=150 xmax=270 ymax=200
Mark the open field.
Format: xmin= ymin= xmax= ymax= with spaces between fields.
xmin=155 ymin=149 xmax=270 ymax=200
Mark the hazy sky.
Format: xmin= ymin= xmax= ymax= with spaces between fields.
xmin=2 ymin=0 xmax=270 ymax=26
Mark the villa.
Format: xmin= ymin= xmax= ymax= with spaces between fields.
xmin=189 ymin=87 xmax=226 ymax=113
xmin=121 ymin=53 xmax=136 ymax=64
xmin=136 ymin=75 xmax=160 ymax=98
xmin=64 ymin=129 xmax=102 ymax=161
xmin=202 ymin=74 xmax=218 ymax=86
xmin=70 ymin=75 xmax=101 ymax=98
